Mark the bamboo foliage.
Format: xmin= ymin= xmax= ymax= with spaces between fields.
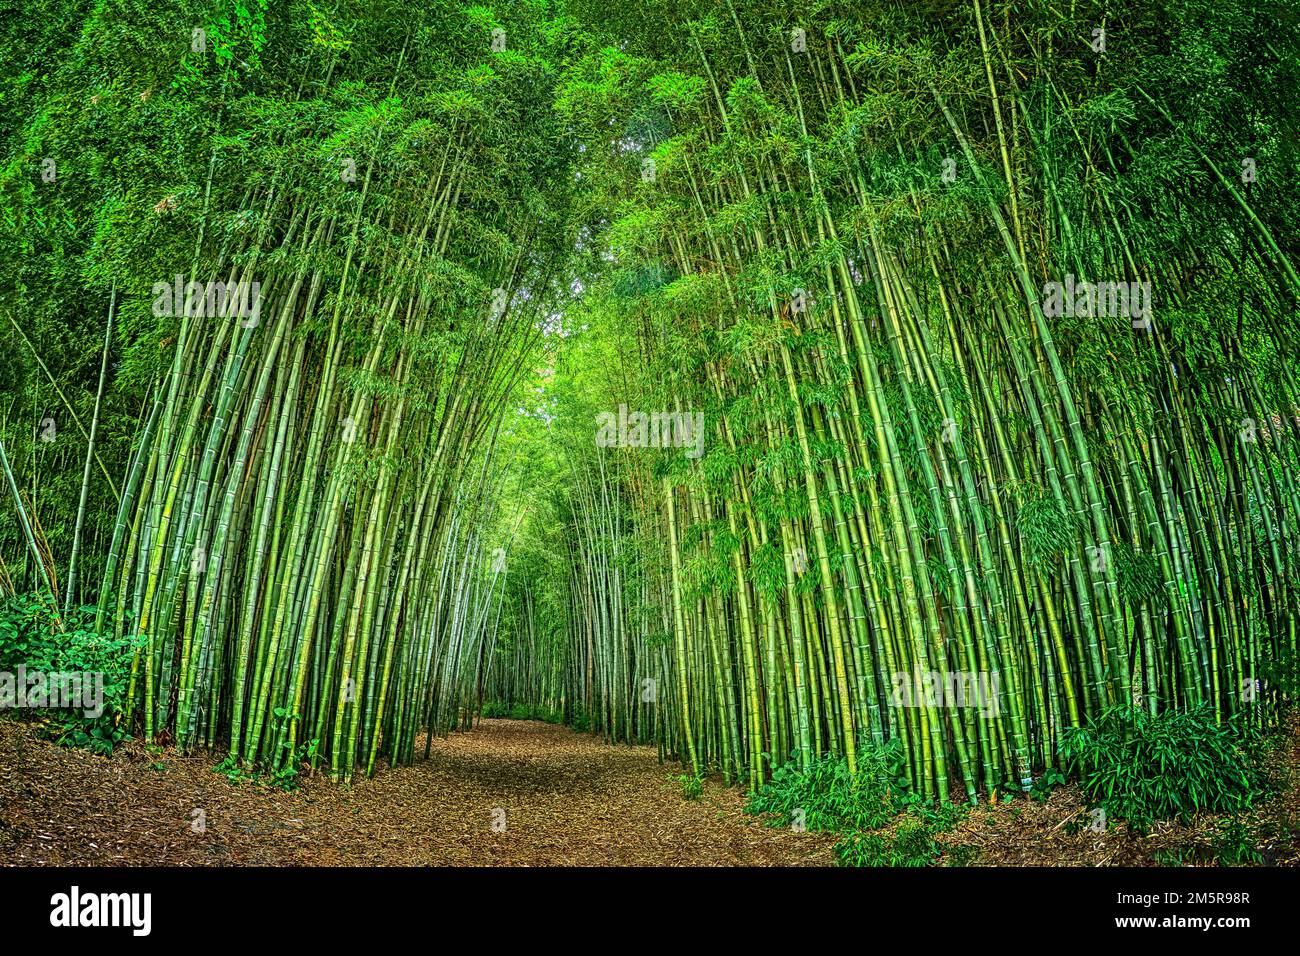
xmin=3 ymin=0 xmax=580 ymax=781
xmin=493 ymin=0 xmax=1300 ymax=799
xmin=3 ymin=0 xmax=1297 ymax=807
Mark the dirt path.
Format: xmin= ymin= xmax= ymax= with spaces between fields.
xmin=0 ymin=719 xmax=835 ymax=866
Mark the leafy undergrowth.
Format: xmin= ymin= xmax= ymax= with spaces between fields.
xmin=675 ymin=773 xmax=704 ymax=800
xmin=1060 ymin=705 xmax=1265 ymax=831
xmin=0 ymin=593 xmax=138 ymax=755
xmin=744 ymin=710 xmax=1297 ymax=867
xmin=937 ymin=722 xmax=1298 ymax=867
xmin=1043 ymin=704 xmax=1295 ymax=866
xmin=211 ymin=734 xmax=321 ymax=794
xmin=744 ymin=742 xmax=972 ymax=866
xmin=479 ymin=701 xmax=564 ymax=724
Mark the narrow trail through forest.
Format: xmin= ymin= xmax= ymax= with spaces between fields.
xmin=0 ymin=719 xmax=835 ymax=866
xmin=4 ymin=716 xmax=1297 ymax=866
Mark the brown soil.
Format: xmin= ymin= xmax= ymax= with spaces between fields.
xmin=2 ymin=714 xmax=1295 ymax=867
xmin=0 ymin=718 xmax=835 ymax=866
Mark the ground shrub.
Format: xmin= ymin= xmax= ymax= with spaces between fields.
xmin=746 ymin=741 xmax=907 ymax=832
xmin=480 ymin=700 xmax=562 ymax=724
xmin=0 ymin=593 xmax=138 ymax=754
xmin=1060 ymin=704 xmax=1264 ymax=831
xmin=834 ymin=813 xmax=942 ymax=867
xmin=677 ymin=773 xmax=702 ymax=800
xmin=745 ymin=742 xmax=976 ymax=866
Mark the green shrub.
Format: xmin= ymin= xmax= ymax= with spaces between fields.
xmin=1212 ymin=816 xmax=1264 ymax=866
xmin=1028 ymin=767 xmax=1067 ymax=802
xmin=212 ymin=754 xmax=254 ymax=785
xmin=834 ymin=813 xmax=941 ymax=867
xmin=0 ymin=593 xmax=139 ymax=755
xmin=742 ymin=745 xmax=978 ymax=867
xmin=1060 ymin=705 xmax=1263 ymax=831
xmin=212 ymin=732 xmax=318 ymax=792
xmin=904 ymin=796 xmax=970 ymax=830
xmin=677 ymin=773 xmax=703 ymax=800
xmin=568 ymin=705 xmax=590 ymax=733
xmin=746 ymin=741 xmax=907 ymax=832
xmin=480 ymin=700 xmax=563 ymax=724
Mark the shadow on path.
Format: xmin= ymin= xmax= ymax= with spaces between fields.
xmin=0 ymin=718 xmax=836 ymax=866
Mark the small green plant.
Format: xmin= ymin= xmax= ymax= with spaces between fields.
xmin=746 ymin=741 xmax=907 ymax=832
xmin=834 ymin=813 xmax=941 ymax=867
xmin=747 ymin=744 xmax=965 ymax=868
xmin=833 ymin=833 xmax=890 ymax=866
xmin=1212 ymin=816 xmax=1264 ymax=866
xmin=943 ymin=843 xmax=980 ymax=866
xmin=1029 ymin=768 xmax=1067 ymax=802
xmin=213 ymin=733 xmax=318 ymax=792
xmin=904 ymin=797 xmax=969 ymax=830
xmin=269 ymin=766 xmax=299 ymax=791
xmin=269 ymin=736 xmax=319 ymax=792
xmin=212 ymin=754 xmax=253 ymax=785
xmin=1060 ymin=705 xmax=1263 ymax=831
xmin=677 ymin=773 xmax=703 ymax=801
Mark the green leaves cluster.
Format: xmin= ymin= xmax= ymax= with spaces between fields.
xmin=747 ymin=741 xmax=907 ymax=833
xmin=0 ymin=592 xmax=140 ymax=754
xmin=1060 ymin=705 xmax=1265 ymax=832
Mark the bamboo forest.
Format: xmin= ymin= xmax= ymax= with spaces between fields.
xmin=1 ymin=0 xmax=1299 ymax=887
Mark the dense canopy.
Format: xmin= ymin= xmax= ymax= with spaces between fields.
xmin=2 ymin=0 xmax=1297 ymax=806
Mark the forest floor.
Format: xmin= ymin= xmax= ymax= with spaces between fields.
xmin=931 ymin=711 xmax=1300 ymax=867
xmin=1 ymin=716 xmax=1296 ymax=866
xmin=0 ymin=718 xmax=835 ymax=865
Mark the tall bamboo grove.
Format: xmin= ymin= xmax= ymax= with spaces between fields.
xmin=497 ymin=0 xmax=1300 ymax=801
xmin=3 ymin=0 xmax=1297 ymax=803
xmin=5 ymin=0 xmax=581 ymax=781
